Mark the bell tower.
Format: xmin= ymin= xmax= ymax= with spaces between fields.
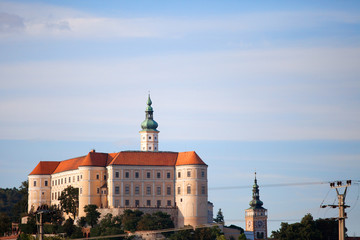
xmin=245 ymin=172 xmax=268 ymax=240
xmin=140 ymin=94 xmax=159 ymax=151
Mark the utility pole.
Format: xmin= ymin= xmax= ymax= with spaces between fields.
xmin=321 ymin=180 xmax=351 ymax=240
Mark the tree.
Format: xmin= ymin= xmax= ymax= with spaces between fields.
xmin=58 ymin=186 xmax=79 ymax=220
xmin=271 ymin=213 xmax=335 ymax=240
xmin=91 ymin=213 xmax=125 ymax=239
xmin=137 ymin=211 xmax=174 ymax=231
xmin=84 ymin=204 xmax=101 ymax=227
xmin=214 ymin=208 xmax=224 ymax=223
xmin=0 ymin=212 xmax=11 ymax=235
xmin=121 ymin=209 xmax=143 ymax=232
xmin=238 ymin=233 xmax=247 ymax=240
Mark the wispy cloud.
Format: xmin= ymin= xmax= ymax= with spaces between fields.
xmin=1 ymin=1 xmax=360 ymax=40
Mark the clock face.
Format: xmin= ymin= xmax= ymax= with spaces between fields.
xmin=257 ymin=220 xmax=264 ymax=228
xmin=247 ymin=220 xmax=251 ymax=228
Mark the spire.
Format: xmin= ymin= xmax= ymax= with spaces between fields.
xmin=141 ymin=94 xmax=158 ymax=131
xmin=249 ymin=172 xmax=264 ymax=209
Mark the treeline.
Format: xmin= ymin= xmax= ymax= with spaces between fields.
xmin=0 ymin=181 xmax=28 ymax=235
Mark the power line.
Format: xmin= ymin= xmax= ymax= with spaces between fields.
xmin=209 ymin=179 xmax=360 ymax=190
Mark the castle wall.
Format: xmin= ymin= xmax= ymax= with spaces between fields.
xmin=28 ymin=175 xmax=51 ymax=212
xmin=175 ymin=164 xmax=208 ymax=227
xmin=107 ymin=165 xmax=175 ymax=209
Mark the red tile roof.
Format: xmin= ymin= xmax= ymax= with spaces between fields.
xmin=29 ymin=161 xmax=60 ymax=175
xmin=109 ymin=151 xmax=178 ymax=166
xmin=29 ymin=151 xmax=206 ymax=175
xmin=176 ymin=151 xmax=206 ymax=166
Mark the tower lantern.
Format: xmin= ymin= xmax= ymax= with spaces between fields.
xmin=140 ymin=94 xmax=159 ymax=151
xmin=245 ymin=172 xmax=268 ymax=240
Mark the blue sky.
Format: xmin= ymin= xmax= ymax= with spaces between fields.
xmin=1 ymin=0 xmax=360 ymax=236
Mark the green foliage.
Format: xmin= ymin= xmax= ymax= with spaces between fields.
xmin=19 ymin=214 xmax=36 ymax=234
xmin=214 ymin=208 xmax=224 ymax=223
xmin=169 ymin=226 xmax=223 ymax=240
xmin=271 ymin=213 xmax=338 ymax=240
xmin=43 ymin=205 xmax=64 ymax=226
xmin=137 ymin=211 xmax=174 ymax=231
xmin=84 ymin=204 xmax=101 ymax=227
xmin=0 ymin=181 xmax=28 ymax=223
xmin=121 ymin=209 xmax=143 ymax=232
xmin=58 ymin=186 xmax=79 ymax=220
xmin=238 ymin=233 xmax=247 ymax=240
xmin=77 ymin=216 xmax=87 ymax=227
xmin=0 ymin=212 xmax=11 ymax=235
xmin=91 ymin=213 xmax=124 ymax=240
xmin=17 ymin=233 xmax=35 ymax=240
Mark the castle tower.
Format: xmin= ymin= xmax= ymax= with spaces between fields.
xmin=140 ymin=94 xmax=159 ymax=151
xmin=245 ymin=173 xmax=268 ymax=240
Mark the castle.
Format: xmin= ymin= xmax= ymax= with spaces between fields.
xmin=28 ymin=95 xmax=209 ymax=227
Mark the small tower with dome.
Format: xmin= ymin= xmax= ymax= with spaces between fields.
xmin=245 ymin=172 xmax=268 ymax=240
xmin=140 ymin=94 xmax=159 ymax=151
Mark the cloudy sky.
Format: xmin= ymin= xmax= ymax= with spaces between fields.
xmin=1 ymin=0 xmax=360 ymax=235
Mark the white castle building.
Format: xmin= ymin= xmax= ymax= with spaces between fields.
xmin=28 ymin=95 xmax=210 ymax=227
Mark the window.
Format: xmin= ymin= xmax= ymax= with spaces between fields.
xmin=97 ymin=188 xmax=100 ymax=194
xmin=64 ymin=178 xmax=66 ymax=184
xmin=80 ymin=188 xmax=82 ymax=194
xmin=155 ymin=136 xmax=157 ymax=140
xmin=201 ymin=186 xmax=206 ymax=195
xmin=146 ymin=186 xmax=151 ymax=195
xmin=135 ymin=186 xmax=140 ymax=195
xmin=45 ymin=180 xmax=48 ymax=187
xmin=187 ymin=171 xmax=191 ymax=177
xmin=52 ymin=193 xmax=54 ymax=200
xmin=149 ymin=146 xmax=152 ymax=150
xmin=125 ymin=200 xmax=129 ymax=206
xmin=73 ymin=176 xmax=75 ymax=182
xmin=125 ymin=172 xmax=129 ymax=178
xmin=77 ymin=176 xmax=79 ymax=181
xmin=167 ymin=186 xmax=171 ymax=195
xmin=187 ymin=185 xmax=191 ymax=194
xmin=52 ymin=181 xmax=54 ymax=186
xmin=146 ymin=172 xmax=151 ymax=178
xmin=146 ymin=200 xmax=151 ymax=206
xmin=61 ymin=178 xmax=63 ymax=184
xmin=157 ymin=200 xmax=161 ymax=207
xmin=157 ymin=186 xmax=161 ymax=195
xmin=177 ymin=187 xmax=181 ymax=194
xmin=115 ymin=186 xmax=120 ymax=194
xmin=167 ymin=200 xmax=171 ymax=206
xmin=135 ymin=200 xmax=139 ymax=207
xmin=157 ymin=172 xmax=161 ymax=178
xmin=115 ymin=200 xmax=119 ymax=207
xmin=178 ymin=172 xmax=181 ymax=178
xmin=167 ymin=172 xmax=171 ymax=178
xmin=81 ymin=175 xmax=83 ymax=179
xmin=125 ymin=186 xmax=130 ymax=194
xmin=69 ymin=177 xmax=71 ymax=183
xmin=115 ymin=172 xmax=119 ymax=178
xmin=34 ymin=181 xmax=36 ymax=187
xmin=201 ymin=171 xmax=205 ymax=178
xmin=55 ymin=192 xmax=57 ymax=199
xmin=135 ymin=172 xmax=139 ymax=178
xmin=104 ymin=175 xmax=107 ymax=180
xmin=96 ymin=174 xmax=99 ymax=180
xmin=149 ymin=136 xmax=152 ymax=140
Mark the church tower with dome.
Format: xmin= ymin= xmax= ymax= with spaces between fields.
xmin=245 ymin=173 xmax=268 ymax=239
xmin=140 ymin=94 xmax=159 ymax=152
